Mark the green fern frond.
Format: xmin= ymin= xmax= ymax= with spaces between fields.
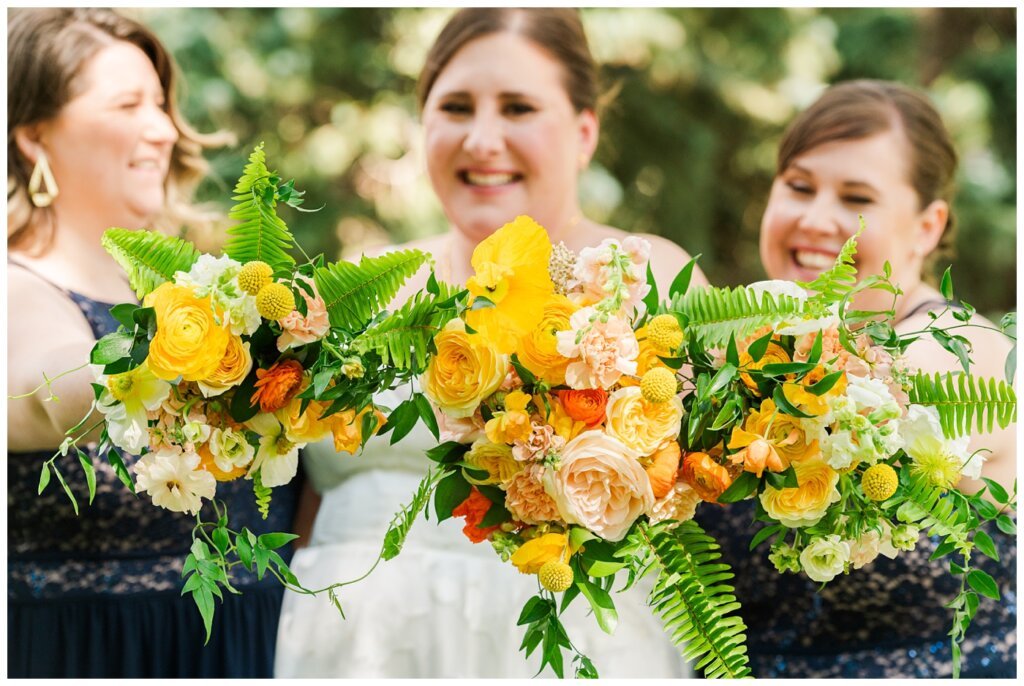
xmin=101 ymin=228 xmax=200 ymax=299
xmin=669 ymin=285 xmax=806 ymax=347
xmin=223 ymin=143 xmax=295 ymax=269
xmin=253 ymin=470 xmax=272 ymax=520
xmin=352 ymin=282 xmax=461 ymax=371
xmin=908 ymin=371 xmax=1017 ymax=439
xmin=799 ymin=225 xmax=861 ymax=312
xmin=382 ymin=468 xmax=443 ymax=561
xmin=638 ymin=520 xmax=751 ymax=678
xmin=894 ymin=473 xmax=971 ymax=543
xmin=314 ymin=250 xmax=429 ymax=331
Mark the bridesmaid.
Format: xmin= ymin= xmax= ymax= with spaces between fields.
xmin=276 ymin=8 xmax=707 ymax=678
xmin=698 ymin=79 xmax=1015 ymax=678
xmin=7 ymin=8 xmax=300 ymax=677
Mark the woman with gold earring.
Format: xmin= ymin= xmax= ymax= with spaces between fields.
xmin=7 ymin=8 xmax=301 ymax=678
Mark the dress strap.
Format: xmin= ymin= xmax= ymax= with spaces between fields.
xmin=899 ymin=298 xmax=964 ymax=323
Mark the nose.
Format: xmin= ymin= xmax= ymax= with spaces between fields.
xmin=143 ymin=104 xmax=179 ymax=146
xmin=462 ymin=109 xmax=504 ymax=159
xmin=796 ymin=194 xmax=842 ymax=236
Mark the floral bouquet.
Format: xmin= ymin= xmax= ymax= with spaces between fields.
xmin=33 ymin=144 xmax=462 ymax=637
xmin=394 ymin=215 xmax=1017 ymax=678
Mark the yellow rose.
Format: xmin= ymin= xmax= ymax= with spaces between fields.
xmin=326 ymin=406 xmax=386 ymax=454
xmin=278 ymin=396 xmax=331 ymax=444
xmin=198 ymin=335 xmax=253 ymax=397
xmin=421 ymin=319 xmax=508 ymax=418
xmin=604 ymin=386 xmax=683 ymax=456
xmin=464 ymin=438 xmax=523 ymax=485
xmin=619 ymin=325 xmax=669 ymax=389
xmin=485 ymin=390 xmax=533 ymax=444
xmin=144 ymin=283 xmax=230 ymax=381
xmin=511 ymin=532 xmax=568 ymax=574
xmin=730 ymin=398 xmax=819 ymax=469
xmin=739 ymin=341 xmax=790 ymax=394
xmin=759 ymin=455 xmax=840 ymax=528
xmin=518 ymin=294 xmax=577 ymax=385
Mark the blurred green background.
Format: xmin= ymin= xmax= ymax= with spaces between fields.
xmin=131 ymin=7 xmax=1016 ymax=318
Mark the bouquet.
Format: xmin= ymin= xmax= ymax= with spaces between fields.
xmin=398 ymin=215 xmax=1017 ymax=678
xmin=32 ymin=144 xmax=462 ymax=637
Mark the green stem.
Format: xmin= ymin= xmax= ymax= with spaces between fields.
xmin=8 ymin=362 xmax=90 ymax=400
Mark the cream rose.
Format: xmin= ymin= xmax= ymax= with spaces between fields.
xmin=421 ymin=319 xmax=508 ymax=418
xmin=604 ymin=386 xmax=683 ymax=456
xmin=799 ymin=535 xmax=851 ymax=583
xmin=759 ymin=455 xmax=840 ymax=528
xmin=544 ymin=430 xmax=654 ymax=542
xmin=464 ymin=438 xmax=522 ymax=486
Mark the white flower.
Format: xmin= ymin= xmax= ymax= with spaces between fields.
xmin=800 ymin=535 xmax=850 ymax=583
xmin=746 ymin=280 xmax=838 ymax=336
xmin=134 ymin=447 xmax=216 ymax=515
xmin=246 ymin=413 xmax=305 ymax=488
xmin=209 ymin=426 xmax=256 ymax=474
xmin=846 ymin=529 xmax=883 ymax=569
xmin=181 ymin=417 xmax=212 ymax=447
xmin=95 ymin=363 xmax=171 ymax=455
xmin=846 ymin=375 xmax=901 ymax=421
xmin=821 ymin=429 xmax=859 ymax=471
xmin=901 ymin=405 xmax=981 ymax=480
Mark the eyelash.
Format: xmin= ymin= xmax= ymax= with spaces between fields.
xmin=786 ymin=182 xmax=872 ymax=205
xmin=438 ymin=102 xmax=536 ymax=116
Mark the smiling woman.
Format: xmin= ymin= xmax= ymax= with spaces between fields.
xmin=6 ymin=8 xmax=299 ymax=679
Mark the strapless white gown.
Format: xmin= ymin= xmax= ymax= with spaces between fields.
xmin=274 ymin=385 xmax=690 ymax=678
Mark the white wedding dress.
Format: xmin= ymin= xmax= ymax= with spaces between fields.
xmin=274 ymin=383 xmax=690 ymax=678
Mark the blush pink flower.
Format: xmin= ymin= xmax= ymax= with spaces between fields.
xmin=277 ymin=276 xmax=329 ymax=351
xmin=437 ymin=408 xmax=486 ymax=444
xmin=556 ymin=307 xmax=639 ymax=389
xmin=505 ymin=464 xmax=562 ymax=525
xmin=572 ymin=237 xmax=651 ymax=316
xmin=512 ymin=423 xmax=565 ymax=463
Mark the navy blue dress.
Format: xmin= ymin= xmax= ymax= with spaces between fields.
xmin=7 ymin=279 xmax=300 ymax=678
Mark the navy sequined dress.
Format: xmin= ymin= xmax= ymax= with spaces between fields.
xmin=7 ymin=276 xmax=300 ymax=678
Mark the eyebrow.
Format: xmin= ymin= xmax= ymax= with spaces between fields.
xmin=435 ymin=90 xmax=534 ymax=100
xmin=788 ymin=164 xmax=881 ymax=194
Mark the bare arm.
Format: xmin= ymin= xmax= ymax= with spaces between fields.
xmin=641 ymin=233 xmax=710 ymax=294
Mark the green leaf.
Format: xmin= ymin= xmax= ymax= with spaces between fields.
xmin=806 ymin=370 xmax=845 ymax=396
xmin=980 ymin=478 xmax=1009 ymax=505
xmin=718 ymin=470 xmax=759 ymax=504
xmin=908 ymin=371 xmax=1016 ymax=439
xmin=966 ymin=569 xmax=1000 ymax=600
xmin=569 ymin=526 xmax=598 ymax=552
xmin=725 ymin=334 xmax=739 ymax=367
xmin=258 ymin=532 xmax=300 ymax=550
xmin=90 ymin=331 xmax=135 ymax=365
xmin=434 ymin=471 xmax=471 ymax=522
xmin=669 ymin=255 xmax=700 ymax=298
xmin=236 ymin=532 xmax=253 ymax=570
xmin=806 ymin=330 xmax=823 ymax=365
xmin=771 ymin=385 xmax=815 ymax=418
xmin=52 ymin=466 xmax=79 ymax=516
xmin=579 ymin=540 xmax=627 ymax=577
xmin=425 ymin=441 xmax=468 ymax=464
xmin=973 ymin=497 xmax=999 ymax=520
xmin=709 ymin=397 xmax=740 ymax=432
xmin=76 ymin=448 xmax=96 ymax=506
xmin=747 ymin=330 xmax=774 ymax=363
xmin=413 ymin=394 xmax=440 ymax=441
xmin=765 ymin=465 xmax=799 ymax=490
xmin=37 ymin=462 xmax=51 ymax=495
xmin=510 ymin=353 xmax=537 ymax=388
xmin=105 ymin=450 xmax=136 ymax=494
xmin=706 ymin=363 xmax=737 ymax=398
xmin=939 ymin=267 xmax=954 ymax=301
xmin=748 ymin=524 xmax=783 ymax=551
xmin=383 ymin=468 xmax=441 ymax=561
xmin=222 ymin=143 xmax=296 ymax=269
xmin=642 ymin=262 xmax=659 ymax=316
xmin=517 ymin=595 xmax=550 ymax=626
xmin=995 ymin=514 xmax=1016 ymax=536
xmin=193 ymin=585 xmax=216 ymax=645
xmin=101 ymin=228 xmax=200 ymax=298
xmin=110 ymin=303 xmax=139 ymax=330
xmin=576 ymin=578 xmax=618 ymax=634
xmin=759 ymin=361 xmax=818 ymax=377
xmin=386 ymin=399 xmax=420 ymax=446
xmin=315 ymin=249 xmax=429 ymax=330
xmin=973 ymin=530 xmax=999 ymax=562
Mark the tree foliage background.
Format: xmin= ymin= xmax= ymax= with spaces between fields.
xmin=134 ymin=7 xmax=1016 ymax=317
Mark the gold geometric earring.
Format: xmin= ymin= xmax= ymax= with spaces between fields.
xmin=28 ymin=151 xmax=59 ymax=208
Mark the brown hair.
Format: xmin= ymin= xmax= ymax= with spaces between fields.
xmin=776 ymin=79 xmax=959 ymax=272
xmin=7 ymin=8 xmax=233 ymax=254
xmin=417 ymin=8 xmax=599 ymax=114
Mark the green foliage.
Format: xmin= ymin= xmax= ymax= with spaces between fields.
xmin=892 ymin=473 xmax=971 ymax=543
xmin=314 ymin=249 xmax=429 ymax=330
xmin=669 ymin=284 xmax=805 ymax=347
xmin=223 ymin=143 xmax=297 ymax=269
xmin=908 ymin=371 xmax=1017 ymax=439
xmin=799 ymin=228 xmax=861 ymax=313
xmin=631 ymin=521 xmax=751 ymax=678
xmin=101 ymin=228 xmax=200 ymax=299
xmin=382 ymin=468 xmax=443 ymax=561
xmin=517 ymin=593 xmax=598 ymax=678
xmin=253 ymin=470 xmax=272 ymax=520
xmin=352 ymin=281 xmax=462 ymax=371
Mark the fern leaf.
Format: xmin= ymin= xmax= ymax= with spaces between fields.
xmin=314 ymin=250 xmax=429 ymax=331
xmin=669 ymin=285 xmax=806 ymax=347
xmin=352 ymin=282 xmax=461 ymax=371
xmin=253 ymin=470 xmax=272 ymax=520
xmin=638 ymin=520 xmax=752 ymax=678
xmin=382 ymin=468 xmax=443 ymax=561
xmin=101 ymin=228 xmax=200 ymax=299
xmin=799 ymin=226 xmax=861 ymax=312
xmin=908 ymin=371 xmax=1017 ymax=439
xmin=895 ymin=473 xmax=971 ymax=543
xmin=223 ymin=143 xmax=296 ymax=269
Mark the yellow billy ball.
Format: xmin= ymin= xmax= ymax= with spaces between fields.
xmin=861 ymin=463 xmax=899 ymax=501
xmin=538 ymin=560 xmax=574 ymax=593
xmin=641 ymin=366 xmax=678 ymax=404
xmin=238 ymin=260 xmax=274 ymax=295
xmin=256 ymin=282 xmax=296 ymax=321
xmin=647 ymin=314 xmax=683 ymax=352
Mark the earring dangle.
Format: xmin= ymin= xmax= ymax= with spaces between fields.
xmin=28 ymin=151 xmax=59 ymax=208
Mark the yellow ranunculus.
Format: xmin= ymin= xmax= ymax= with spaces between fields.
xmin=422 ymin=319 xmax=508 ymax=418
xmin=542 ymin=393 xmax=587 ymax=441
xmin=144 ymin=282 xmax=230 ymax=381
xmin=604 ymin=386 xmax=683 ymax=456
xmin=739 ymin=341 xmax=790 ymax=394
xmin=198 ymin=335 xmax=253 ymax=397
xmin=465 ymin=216 xmax=555 ymax=353
xmin=759 ymin=455 xmax=840 ymax=528
xmin=485 ymin=390 xmax=533 ymax=445
xmin=518 ymin=294 xmax=577 ymax=385
xmin=781 ymin=366 xmax=848 ymax=416
xmin=730 ymin=398 xmax=819 ymax=468
xmin=511 ymin=532 xmax=568 ymax=574
xmin=279 ymin=399 xmax=384 ymax=454
xmin=464 ymin=438 xmax=523 ymax=485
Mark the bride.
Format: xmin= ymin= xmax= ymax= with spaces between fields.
xmin=274 ymin=8 xmax=707 ymax=677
